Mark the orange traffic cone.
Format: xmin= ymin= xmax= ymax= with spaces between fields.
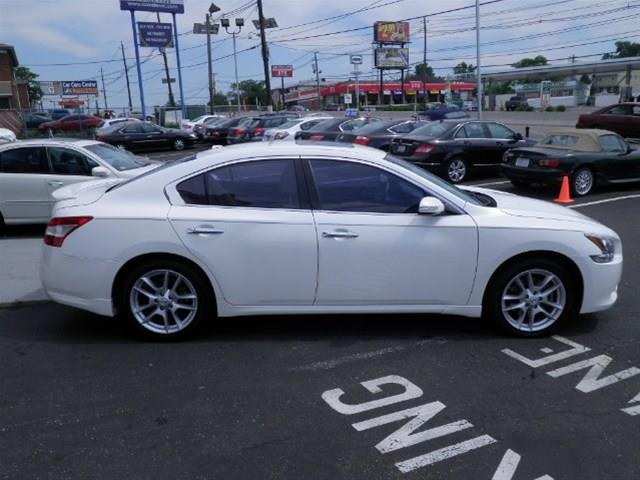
xmin=554 ymin=175 xmax=574 ymax=204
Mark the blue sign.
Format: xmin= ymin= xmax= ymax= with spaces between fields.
xmin=345 ymin=108 xmax=359 ymax=118
xmin=138 ymin=22 xmax=173 ymax=48
xmin=120 ymin=0 xmax=184 ymax=14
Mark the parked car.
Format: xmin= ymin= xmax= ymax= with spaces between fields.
xmin=576 ymin=103 xmax=640 ymax=139
xmin=40 ymin=142 xmax=622 ymax=339
xmin=501 ymin=128 xmax=640 ymax=196
xmin=336 ymin=119 xmax=427 ymax=151
xmin=263 ymin=116 xmax=333 ymax=142
xmin=23 ymin=112 xmax=52 ymax=128
xmin=417 ymin=105 xmax=470 ymax=121
xmin=288 ymin=105 xmax=307 ymax=112
xmin=389 ymin=120 xmax=534 ymax=183
xmin=505 ymin=96 xmax=529 ymax=111
xmin=0 ymin=139 xmax=157 ymax=225
xmin=0 ymin=128 xmax=17 ymax=144
xmin=181 ymin=114 xmax=225 ymax=132
xmin=203 ymin=117 xmax=246 ymax=145
xmin=97 ymin=117 xmax=141 ymax=129
xmin=39 ymin=114 xmax=103 ymax=133
xmin=51 ymin=109 xmax=71 ymax=120
xmin=227 ymin=115 xmax=295 ymax=144
xmin=295 ymin=117 xmax=381 ymax=141
xmin=193 ymin=116 xmax=227 ymax=139
xmin=97 ymin=121 xmax=197 ymax=151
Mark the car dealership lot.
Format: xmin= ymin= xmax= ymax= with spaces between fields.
xmin=1 ymin=178 xmax=639 ymax=479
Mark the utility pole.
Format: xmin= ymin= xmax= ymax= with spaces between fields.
xmin=475 ymin=0 xmax=483 ymax=119
xmin=121 ymin=41 xmax=133 ymax=113
xmin=314 ymin=52 xmax=321 ymax=110
xmin=157 ymin=12 xmax=175 ymax=107
xmin=422 ymin=16 xmax=427 ymax=104
xmin=100 ymin=67 xmax=108 ymax=110
xmin=256 ymin=0 xmax=272 ymax=110
xmin=206 ymin=13 xmax=214 ymax=114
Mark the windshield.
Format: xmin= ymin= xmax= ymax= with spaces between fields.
xmin=385 ymin=154 xmax=482 ymax=206
xmin=106 ymin=153 xmax=199 ymax=193
xmin=278 ymin=119 xmax=304 ymax=129
xmin=86 ymin=143 xmax=151 ymax=171
xmin=410 ymin=122 xmax=455 ymax=138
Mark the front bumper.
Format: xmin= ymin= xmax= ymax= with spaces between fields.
xmin=575 ymin=251 xmax=623 ymax=314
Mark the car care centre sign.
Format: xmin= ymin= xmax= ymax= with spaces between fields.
xmin=62 ymin=81 xmax=98 ymax=95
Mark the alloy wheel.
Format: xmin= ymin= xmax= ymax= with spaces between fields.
xmin=501 ymin=268 xmax=566 ymax=333
xmin=174 ymin=139 xmax=185 ymax=150
xmin=129 ymin=269 xmax=198 ymax=335
xmin=447 ymin=159 xmax=467 ymax=183
xmin=573 ymin=169 xmax=594 ymax=196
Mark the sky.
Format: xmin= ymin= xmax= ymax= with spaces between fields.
xmin=2 ymin=0 xmax=640 ymax=110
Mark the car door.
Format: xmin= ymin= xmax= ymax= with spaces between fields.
xmin=305 ymin=158 xmax=478 ymax=306
xmin=141 ymin=123 xmax=169 ymax=149
xmin=0 ymin=146 xmax=51 ymax=223
xmin=44 ymin=147 xmax=99 ymax=206
xmin=119 ymin=123 xmax=145 ymax=149
xmin=168 ymin=158 xmax=318 ymax=306
xmin=484 ymin=122 xmax=524 ymax=164
xmin=600 ymin=104 xmax=632 ymax=136
xmin=452 ymin=122 xmax=495 ymax=166
xmin=596 ymin=134 xmax=640 ymax=180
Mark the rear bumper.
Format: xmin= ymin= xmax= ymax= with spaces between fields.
xmin=500 ymin=164 xmax=565 ymax=183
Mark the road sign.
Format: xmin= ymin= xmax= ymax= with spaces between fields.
xmin=193 ymin=22 xmax=219 ymax=34
xmin=120 ymin=0 xmax=184 ymax=14
xmin=344 ymin=93 xmax=352 ymax=104
xmin=272 ymin=65 xmax=293 ymax=78
xmin=138 ymin=22 xmax=173 ymax=48
xmin=62 ymin=81 xmax=98 ymax=95
xmin=162 ymin=78 xmax=176 ymax=84
xmin=350 ymin=55 xmax=363 ymax=65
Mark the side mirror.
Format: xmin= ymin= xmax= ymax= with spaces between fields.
xmin=92 ymin=166 xmax=110 ymax=178
xmin=418 ymin=196 xmax=445 ymax=215
xmin=511 ymin=132 xmax=523 ymax=142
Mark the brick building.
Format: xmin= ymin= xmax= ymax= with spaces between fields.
xmin=0 ymin=44 xmax=30 ymax=109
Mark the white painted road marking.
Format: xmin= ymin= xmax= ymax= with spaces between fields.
xmin=492 ymin=449 xmax=554 ymax=480
xmin=395 ymin=435 xmax=497 ymax=473
xmin=546 ymin=354 xmax=640 ymax=393
xmin=502 ymin=335 xmax=590 ymax=368
xmin=569 ymin=193 xmax=640 ymax=208
xmin=622 ymin=393 xmax=640 ymax=416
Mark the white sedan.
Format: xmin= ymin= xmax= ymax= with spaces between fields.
xmin=263 ymin=116 xmax=333 ymax=142
xmin=40 ymin=143 xmax=622 ymax=339
xmin=0 ymin=139 xmax=157 ymax=225
xmin=181 ymin=115 xmax=225 ymax=132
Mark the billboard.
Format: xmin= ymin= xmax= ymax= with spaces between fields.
xmin=272 ymin=65 xmax=293 ymax=78
xmin=374 ymin=48 xmax=409 ymax=69
xmin=62 ymin=81 xmax=98 ymax=95
xmin=374 ymin=21 xmax=410 ymax=44
xmin=138 ymin=22 xmax=173 ymax=47
xmin=38 ymin=81 xmax=62 ymax=96
xmin=119 ymin=0 xmax=184 ymax=14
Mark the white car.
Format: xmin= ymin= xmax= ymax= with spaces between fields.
xmin=0 ymin=139 xmax=157 ymax=226
xmin=263 ymin=116 xmax=333 ymax=141
xmin=97 ymin=117 xmax=141 ymax=129
xmin=0 ymin=127 xmax=17 ymax=144
xmin=181 ymin=115 xmax=225 ymax=132
xmin=41 ymin=143 xmax=622 ymax=339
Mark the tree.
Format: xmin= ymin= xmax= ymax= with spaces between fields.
xmin=485 ymin=82 xmax=515 ymax=95
xmin=230 ymin=80 xmax=266 ymax=107
xmin=453 ymin=62 xmax=476 ymax=75
xmin=14 ymin=66 xmax=43 ymax=106
xmin=512 ymin=55 xmax=548 ymax=68
xmin=579 ymin=73 xmax=592 ymax=84
xmin=602 ymin=41 xmax=640 ymax=59
xmin=406 ymin=63 xmax=443 ymax=82
xmin=207 ymin=93 xmax=229 ymax=106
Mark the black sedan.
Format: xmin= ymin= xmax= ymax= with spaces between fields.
xmin=336 ymin=119 xmax=427 ymax=151
xmin=202 ymin=117 xmax=245 ymax=145
xmin=389 ymin=120 xmax=534 ymax=183
xmin=227 ymin=115 xmax=295 ymax=144
xmin=295 ymin=117 xmax=381 ymax=141
xmin=501 ymin=128 xmax=640 ymax=196
xmin=96 ymin=121 xmax=196 ymax=151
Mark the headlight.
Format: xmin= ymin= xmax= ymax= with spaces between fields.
xmin=189 ymin=133 xmax=197 ymax=138
xmin=585 ymin=234 xmax=616 ymax=263
xmin=274 ymin=131 xmax=289 ymax=139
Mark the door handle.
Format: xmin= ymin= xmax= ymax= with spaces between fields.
xmin=48 ymin=181 xmax=64 ymax=187
xmin=187 ymin=226 xmax=224 ymax=235
xmin=322 ymin=230 xmax=359 ymax=239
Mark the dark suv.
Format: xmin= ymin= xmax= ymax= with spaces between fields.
xmin=227 ymin=115 xmax=295 ymax=144
xmin=505 ymin=96 xmax=529 ymax=111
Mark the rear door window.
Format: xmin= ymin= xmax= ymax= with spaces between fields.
xmin=47 ymin=147 xmax=98 ymax=175
xmin=485 ymin=123 xmax=516 ymax=139
xmin=122 ymin=124 xmax=143 ymax=134
xmin=605 ymin=105 xmax=631 ymax=115
xmin=0 ymin=147 xmax=49 ymax=173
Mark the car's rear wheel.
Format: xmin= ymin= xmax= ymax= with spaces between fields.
xmin=173 ymin=138 xmax=186 ymax=151
xmin=572 ymin=167 xmax=594 ymax=196
xmin=119 ymin=259 xmax=213 ymax=340
xmin=484 ymin=258 xmax=577 ymax=337
xmin=445 ymin=157 xmax=468 ymax=183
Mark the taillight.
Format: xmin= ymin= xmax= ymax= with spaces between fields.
xmin=414 ymin=144 xmax=434 ymax=155
xmin=254 ymin=127 xmax=265 ymax=137
xmin=354 ymin=136 xmax=370 ymax=145
xmin=44 ymin=216 xmax=93 ymax=247
xmin=310 ymin=134 xmax=324 ymax=141
xmin=539 ymin=158 xmax=560 ymax=168
xmin=233 ymin=128 xmax=246 ymax=137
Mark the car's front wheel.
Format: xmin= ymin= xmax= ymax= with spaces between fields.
xmin=119 ymin=259 xmax=213 ymax=339
xmin=173 ymin=138 xmax=186 ymax=151
xmin=484 ymin=258 xmax=577 ymax=337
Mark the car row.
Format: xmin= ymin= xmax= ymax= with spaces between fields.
xmin=96 ymin=121 xmax=197 ymax=152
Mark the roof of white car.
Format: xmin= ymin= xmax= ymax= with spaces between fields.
xmin=0 ymin=138 xmax=100 ymax=150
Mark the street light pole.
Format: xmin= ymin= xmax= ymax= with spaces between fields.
xmin=206 ymin=13 xmax=214 ymax=114
xmin=222 ymin=18 xmax=244 ymax=113
xmin=256 ymin=0 xmax=272 ymax=110
xmin=475 ymin=0 xmax=483 ymax=120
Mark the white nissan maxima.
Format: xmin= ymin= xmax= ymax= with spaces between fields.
xmin=41 ymin=142 xmax=622 ymax=339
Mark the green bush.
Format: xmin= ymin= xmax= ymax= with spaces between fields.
xmin=556 ymin=105 xmax=566 ymax=112
xmin=545 ymin=106 xmax=555 ymax=112
xmin=526 ymin=105 xmax=535 ymax=111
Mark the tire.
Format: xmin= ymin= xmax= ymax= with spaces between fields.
xmin=483 ymin=257 xmax=577 ymax=337
xmin=118 ymin=259 xmax=213 ymax=340
xmin=571 ymin=167 xmax=595 ymax=197
xmin=173 ymin=138 xmax=186 ymax=151
xmin=445 ymin=157 xmax=468 ymax=183
xmin=510 ymin=179 xmax=531 ymax=189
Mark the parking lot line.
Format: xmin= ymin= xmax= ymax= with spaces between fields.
xmin=570 ymin=194 xmax=640 ymax=208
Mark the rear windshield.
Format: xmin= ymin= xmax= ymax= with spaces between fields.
xmin=277 ymin=119 xmax=304 ymax=129
xmin=308 ymin=119 xmax=341 ymax=131
xmin=542 ymin=135 xmax=579 ymax=147
xmin=354 ymin=121 xmax=396 ymax=135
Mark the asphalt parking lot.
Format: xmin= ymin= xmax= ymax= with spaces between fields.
xmin=1 ymin=158 xmax=639 ymax=479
